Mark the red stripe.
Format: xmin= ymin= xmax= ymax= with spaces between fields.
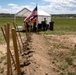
xmin=24 ymin=6 xmax=37 ymax=23
xmin=31 ymin=17 xmax=37 ymax=22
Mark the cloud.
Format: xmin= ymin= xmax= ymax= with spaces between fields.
xmin=0 ymin=6 xmax=10 ymax=13
xmin=0 ymin=3 xmax=20 ymax=13
xmin=0 ymin=3 xmax=32 ymax=14
xmin=40 ymin=0 xmax=76 ymax=14
xmin=8 ymin=3 xmax=18 ymax=7
xmin=30 ymin=2 xmax=36 ymax=5
xmin=44 ymin=0 xmax=76 ymax=8
xmin=0 ymin=0 xmax=76 ymax=14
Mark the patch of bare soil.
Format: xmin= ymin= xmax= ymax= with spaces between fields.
xmin=46 ymin=35 xmax=76 ymax=75
xmin=19 ymin=33 xmax=55 ymax=75
xmin=0 ymin=44 xmax=7 ymax=75
xmin=0 ymin=34 xmax=76 ymax=75
xmin=24 ymin=34 xmax=55 ymax=75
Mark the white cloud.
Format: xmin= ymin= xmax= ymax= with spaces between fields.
xmin=0 ymin=0 xmax=76 ymax=14
xmin=44 ymin=0 xmax=76 ymax=8
xmin=40 ymin=0 xmax=76 ymax=14
xmin=30 ymin=2 xmax=36 ymax=5
xmin=8 ymin=3 xmax=18 ymax=7
xmin=0 ymin=6 xmax=10 ymax=13
xmin=0 ymin=3 xmax=32 ymax=14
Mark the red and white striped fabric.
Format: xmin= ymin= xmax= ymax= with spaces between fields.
xmin=24 ymin=6 xmax=37 ymax=23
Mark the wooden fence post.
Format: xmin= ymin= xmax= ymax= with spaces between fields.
xmin=13 ymin=22 xmax=23 ymax=44
xmin=6 ymin=23 xmax=12 ymax=75
xmin=4 ymin=24 xmax=7 ymax=40
xmin=1 ymin=27 xmax=6 ymax=42
xmin=16 ymin=24 xmax=23 ymax=44
xmin=11 ymin=28 xmax=21 ymax=75
xmin=13 ymin=23 xmax=22 ymax=53
xmin=1 ymin=27 xmax=16 ymax=70
xmin=24 ymin=23 xmax=29 ymax=40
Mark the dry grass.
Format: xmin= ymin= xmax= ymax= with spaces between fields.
xmin=45 ymin=35 xmax=76 ymax=75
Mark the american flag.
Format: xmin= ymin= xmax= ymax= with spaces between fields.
xmin=24 ymin=6 xmax=38 ymax=23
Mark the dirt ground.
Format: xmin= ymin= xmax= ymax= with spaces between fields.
xmin=0 ymin=33 xmax=76 ymax=75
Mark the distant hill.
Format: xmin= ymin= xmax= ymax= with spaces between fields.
xmin=51 ymin=14 xmax=76 ymax=18
xmin=0 ymin=13 xmax=14 ymax=18
xmin=0 ymin=13 xmax=76 ymax=18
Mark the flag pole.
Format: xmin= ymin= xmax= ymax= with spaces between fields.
xmin=14 ymin=14 xmax=16 ymax=23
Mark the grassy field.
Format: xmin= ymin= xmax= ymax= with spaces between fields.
xmin=0 ymin=17 xmax=76 ymax=43
xmin=0 ymin=18 xmax=24 ymax=27
xmin=0 ymin=18 xmax=24 ymax=44
xmin=40 ymin=18 xmax=76 ymax=35
xmin=53 ymin=18 xmax=76 ymax=31
xmin=0 ymin=17 xmax=76 ymax=30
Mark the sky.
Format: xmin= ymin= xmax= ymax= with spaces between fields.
xmin=0 ymin=0 xmax=76 ymax=14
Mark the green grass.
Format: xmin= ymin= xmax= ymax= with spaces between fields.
xmin=0 ymin=17 xmax=24 ymax=27
xmin=0 ymin=17 xmax=24 ymax=44
xmin=0 ymin=17 xmax=76 ymax=43
xmin=52 ymin=18 xmax=76 ymax=32
xmin=0 ymin=17 xmax=76 ymax=31
xmin=40 ymin=18 xmax=76 ymax=35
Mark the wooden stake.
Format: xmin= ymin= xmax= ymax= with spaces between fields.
xmin=1 ymin=27 xmax=6 ymax=42
xmin=4 ymin=24 xmax=7 ymax=33
xmin=16 ymin=33 xmax=22 ymax=53
xmin=4 ymin=24 xmax=7 ymax=40
xmin=13 ymin=22 xmax=23 ymax=45
xmin=13 ymin=23 xmax=22 ymax=53
xmin=24 ymin=23 xmax=28 ymax=39
xmin=1 ymin=27 xmax=16 ymax=70
xmin=6 ymin=23 xmax=12 ymax=75
xmin=16 ymin=24 xmax=23 ymax=45
xmin=11 ymin=28 xmax=21 ymax=75
xmin=24 ymin=23 xmax=30 ymax=42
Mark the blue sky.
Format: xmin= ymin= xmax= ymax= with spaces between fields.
xmin=0 ymin=0 xmax=76 ymax=14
